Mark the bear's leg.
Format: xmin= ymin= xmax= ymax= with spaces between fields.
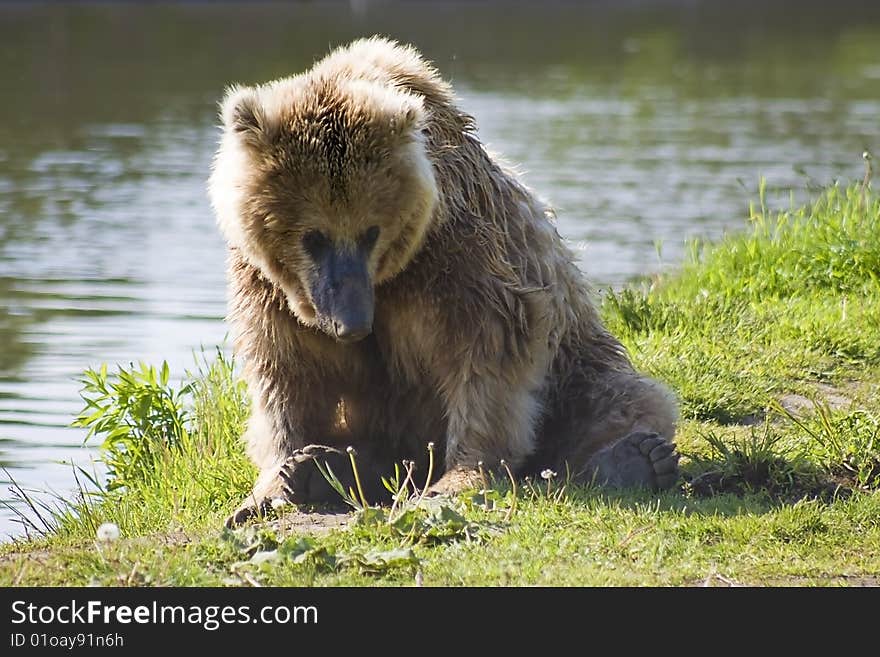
xmin=557 ymin=371 xmax=680 ymax=491
xmin=429 ymin=377 xmax=545 ymax=495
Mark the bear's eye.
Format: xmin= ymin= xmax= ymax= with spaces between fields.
xmin=360 ymin=225 xmax=380 ymax=250
xmin=302 ymin=230 xmax=331 ymax=257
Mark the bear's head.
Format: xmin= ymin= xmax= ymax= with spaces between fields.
xmin=209 ymin=72 xmax=438 ymax=342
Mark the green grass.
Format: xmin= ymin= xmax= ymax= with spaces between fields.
xmin=2 ymin=177 xmax=879 ymax=587
xmin=3 ymin=350 xmax=255 ymax=544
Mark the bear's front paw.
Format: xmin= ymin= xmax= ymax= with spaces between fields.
xmin=224 ymin=445 xmax=351 ymax=528
xmin=280 ymin=444 xmax=350 ymax=505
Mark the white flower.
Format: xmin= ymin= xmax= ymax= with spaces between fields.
xmin=270 ymin=497 xmax=287 ymax=511
xmin=540 ymin=469 xmax=557 ymax=480
xmin=96 ymin=522 xmax=120 ymax=542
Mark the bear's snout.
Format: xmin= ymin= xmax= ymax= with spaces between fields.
xmin=329 ymin=281 xmax=373 ymax=342
xmin=332 ymin=318 xmax=372 ymax=343
xmin=309 ymin=246 xmax=374 ymax=343
xmin=328 ymin=279 xmax=373 ymax=342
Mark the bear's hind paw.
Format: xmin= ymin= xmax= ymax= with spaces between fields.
xmin=583 ymin=431 xmax=680 ymax=491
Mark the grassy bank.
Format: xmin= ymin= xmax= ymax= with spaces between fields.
xmin=2 ymin=179 xmax=878 ymax=586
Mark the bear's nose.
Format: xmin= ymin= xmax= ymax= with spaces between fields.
xmin=333 ymin=320 xmax=372 ymax=343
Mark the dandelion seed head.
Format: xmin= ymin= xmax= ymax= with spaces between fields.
xmin=96 ymin=522 xmax=120 ymax=542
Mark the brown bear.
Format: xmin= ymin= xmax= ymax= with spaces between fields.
xmin=208 ymin=36 xmax=679 ymax=527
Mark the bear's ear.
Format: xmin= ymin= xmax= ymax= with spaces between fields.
xmin=389 ymin=100 xmax=426 ymax=143
xmin=219 ymin=85 xmax=276 ymax=146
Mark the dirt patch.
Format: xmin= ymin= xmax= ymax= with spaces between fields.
xmin=778 ymin=381 xmax=861 ymax=416
xmin=724 ymin=380 xmax=866 ymax=427
xmin=267 ymin=508 xmax=352 ymax=536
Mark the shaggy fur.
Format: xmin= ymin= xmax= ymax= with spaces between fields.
xmin=208 ymin=37 xmax=679 ymax=525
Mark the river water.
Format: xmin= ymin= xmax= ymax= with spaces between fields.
xmin=1 ymin=1 xmax=878 ymax=537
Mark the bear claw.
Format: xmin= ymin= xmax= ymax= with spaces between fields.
xmin=279 ymin=444 xmax=348 ymax=505
xmin=225 ymin=495 xmax=272 ymax=528
xmin=224 ymin=445 xmax=350 ymax=528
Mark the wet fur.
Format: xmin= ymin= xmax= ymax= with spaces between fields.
xmin=208 ymin=37 xmax=679 ymax=519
